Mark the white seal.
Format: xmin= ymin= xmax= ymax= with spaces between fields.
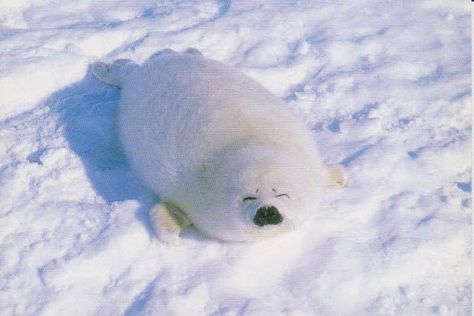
xmin=92 ymin=49 xmax=345 ymax=244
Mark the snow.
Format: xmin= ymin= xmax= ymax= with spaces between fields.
xmin=0 ymin=0 xmax=471 ymax=315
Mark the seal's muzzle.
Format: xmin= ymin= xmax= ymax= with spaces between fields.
xmin=253 ymin=205 xmax=283 ymax=226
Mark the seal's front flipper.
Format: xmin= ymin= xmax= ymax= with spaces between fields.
xmin=325 ymin=164 xmax=347 ymax=187
xmin=150 ymin=202 xmax=192 ymax=246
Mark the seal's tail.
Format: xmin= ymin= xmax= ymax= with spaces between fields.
xmin=91 ymin=59 xmax=137 ymax=88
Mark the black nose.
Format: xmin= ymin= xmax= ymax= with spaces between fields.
xmin=253 ymin=206 xmax=283 ymax=227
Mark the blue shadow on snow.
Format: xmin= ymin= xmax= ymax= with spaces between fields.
xmin=45 ymin=66 xmax=154 ymax=236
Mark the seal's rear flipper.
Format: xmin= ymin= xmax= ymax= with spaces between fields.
xmin=150 ymin=202 xmax=192 ymax=246
xmin=91 ymin=59 xmax=137 ymax=88
xmin=184 ymin=48 xmax=203 ymax=56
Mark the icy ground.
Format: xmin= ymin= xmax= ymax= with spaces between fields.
xmin=0 ymin=1 xmax=471 ymax=315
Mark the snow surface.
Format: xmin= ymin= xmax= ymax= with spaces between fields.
xmin=0 ymin=1 xmax=471 ymax=315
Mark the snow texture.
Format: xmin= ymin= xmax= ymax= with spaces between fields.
xmin=0 ymin=1 xmax=471 ymax=315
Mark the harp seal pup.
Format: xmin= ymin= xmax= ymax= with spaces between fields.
xmin=92 ymin=49 xmax=345 ymax=245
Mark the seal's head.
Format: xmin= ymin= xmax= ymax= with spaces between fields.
xmin=185 ymin=144 xmax=324 ymax=242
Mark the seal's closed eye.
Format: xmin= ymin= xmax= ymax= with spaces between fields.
xmin=243 ymin=196 xmax=257 ymax=202
xmin=275 ymin=193 xmax=290 ymax=198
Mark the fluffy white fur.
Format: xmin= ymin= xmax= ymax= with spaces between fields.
xmin=92 ymin=49 xmax=340 ymax=243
